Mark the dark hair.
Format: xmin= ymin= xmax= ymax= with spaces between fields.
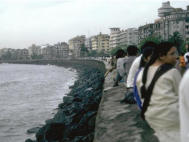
xmin=141 ymin=41 xmax=157 ymax=53
xmin=126 ymin=45 xmax=138 ymax=56
xmin=115 ymin=49 xmax=125 ymax=59
xmin=139 ymin=42 xmax=157 ymax=68
xmin=140 ymin=41 xmax=176 ymax=98
xmin=186 ymin=55 xmax=189 ymax=63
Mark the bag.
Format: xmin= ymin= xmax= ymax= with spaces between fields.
xmin=133 ymin=68 xmax=142 ymax=110
xmin=120 ymin=90 xmax=136 ymax=104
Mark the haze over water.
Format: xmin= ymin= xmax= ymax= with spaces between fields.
xmin=0 ymin=63 xmax=77 ymax=142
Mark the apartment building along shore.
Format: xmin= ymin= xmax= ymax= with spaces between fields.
xmin=0 ymin=1 xmax=189 ymax=59
xmin=138 ymin=1 xmax=189 ymax=43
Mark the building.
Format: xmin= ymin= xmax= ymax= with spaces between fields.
xmin=85 ymin=37 xmax=92 ymax=51
xmin=91 ymin=33 xmax=110 ymax=53
xmin=138 ymin=1 xmax=189 ymax=43
xmin=118 ymin=28 xmax=138 ymax=46
xmin=109 ymin=28 xmax=121 ymax=49
xmin=0 ymin=48 xmax=29 ymax=60
xmin=91 ymin=36 xmax=98 ymax=51
xmin=54 ymin=42 xmax=69 ymax=58
xmin=41 ymin=45 xmax=55 ymax=59
xmin=138 ymin=23 xmax=154 ymax=43
xmin=109 ymin=27 xmax=138 ymax=49
xmin=16 ymin=49 xmax=29 ymax=60
xmin=28 ymin=44 xmax=42 ymax=56
xmin=68 ymin=35 xmax=86 ymax=57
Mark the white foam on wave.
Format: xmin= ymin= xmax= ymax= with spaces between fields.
xmin=0 ymin=64 xmax=78 ymax=142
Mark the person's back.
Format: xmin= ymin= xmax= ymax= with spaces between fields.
xmin=113 ymin=49 xmax=126 ymax=86
xmin=117 ymin=57 xmax=127 ymax=77
xmin=123 ymin=45 xmax=138 ymax=82
xmin=124 ymin=56 xmax=136 ymax=76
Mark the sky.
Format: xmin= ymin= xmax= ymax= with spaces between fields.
xmin=0 ymin=0 xmax=188 ymax=49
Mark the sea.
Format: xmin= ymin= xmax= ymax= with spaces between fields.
xmin=0 ymin=63 xmax=77 ymax=142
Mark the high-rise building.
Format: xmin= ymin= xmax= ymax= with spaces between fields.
xmin=138 ymin=1 xmax=189 ymax=42
xmin=91 ymin=33 xmax=110 ymax=53
xmin=109 ymin=28 xmax=121 ymax=49
xmin=54 ymin=42 xmax=69 ymax=58
xmin=109 ymin=28 xmax=138 ymax=49
xmin=28 ymin=44 xmax=42 ymax=56
xmin=85 ymin=37 xmax=92 ymax=51
xmin=68 ymin=35 xmax=85 ymax=57
xmin=118 ymin=28 xmax=138 ymax=46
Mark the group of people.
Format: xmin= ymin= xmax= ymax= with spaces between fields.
xmin=107 ymin=41 xmax=189 ymax=142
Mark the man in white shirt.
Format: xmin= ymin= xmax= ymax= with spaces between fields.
xmin=126 ymin=41 xmax=157 ymax=89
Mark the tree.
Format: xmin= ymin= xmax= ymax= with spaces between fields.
xmin=80 ymin=44 xmax=89 ymax=57
xmin=31 ymin=54 xmax=43 ymax=59
xmin=110 ymin=47 xmax=122 ymax=56
xmin=117 ymin=44 xmax=127 ymax=51
xmin=88 ymin=50 xmax=97 ymax=57
xmin=168 ymin=31 xmax=184 ymax=54
xmin=97 ymin=50 xmax=110 ymax=57
xmin=138 ymin=35 xmax=162 ymax=52
xmin=1 ymin=51 xmax=12 ymax=60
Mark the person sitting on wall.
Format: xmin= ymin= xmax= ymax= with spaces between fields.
xmin=122 ymin=45 xmax=138 ymax=85
xmin=113 ymin=49 xmax=126 ymax=87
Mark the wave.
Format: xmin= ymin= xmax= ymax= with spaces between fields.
xmin=0 ymin=80 xmax=22 ymax=87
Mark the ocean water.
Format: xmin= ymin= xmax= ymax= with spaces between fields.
xmin=0 ymin=63 xmax=77 ymax=142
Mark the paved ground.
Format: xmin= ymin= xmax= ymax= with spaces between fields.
xmin=93 ymin=70 xmax=159 ymax=142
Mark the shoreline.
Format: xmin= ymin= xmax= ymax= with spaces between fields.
xmin=4 ymin=59 xmax=106 ymax=142
xmin=26 ymin=65 xmax=78 ymax=140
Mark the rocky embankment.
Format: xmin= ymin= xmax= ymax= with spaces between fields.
xmin=4 ymin=59 xmax=105 ymax=142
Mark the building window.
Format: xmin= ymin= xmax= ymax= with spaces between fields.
xmin=186 ymin=18 xmax=189 ymax=23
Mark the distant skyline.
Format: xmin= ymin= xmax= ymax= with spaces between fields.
xmin=0 ymin=0 xmax=188 ymax=49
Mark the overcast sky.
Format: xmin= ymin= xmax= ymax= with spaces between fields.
xmin=0 ymin=0 xmax=188 ymax=49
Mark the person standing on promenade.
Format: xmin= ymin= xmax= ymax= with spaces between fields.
xmin=136 ymin=41 xmax=181 ymax=142
xmin=179 ymin=69 xmax=189 ymax=142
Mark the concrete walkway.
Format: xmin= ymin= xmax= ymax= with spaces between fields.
xmin=93 ymin=70 xmax=159 ymax=142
